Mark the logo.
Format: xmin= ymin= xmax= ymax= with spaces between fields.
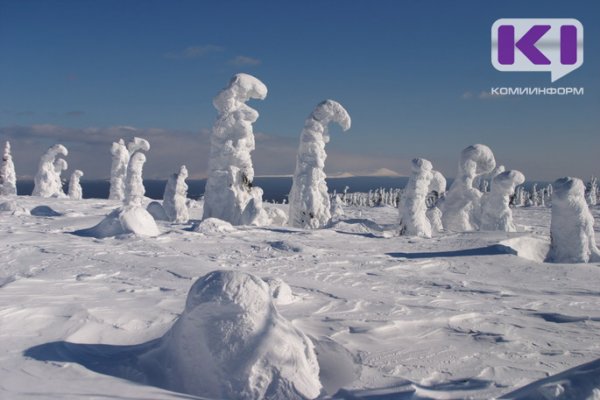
xmin=492 ymin=19 xmax=583 ymax=82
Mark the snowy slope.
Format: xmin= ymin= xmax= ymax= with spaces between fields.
xmin=1 ymin=197 xmax=600 ymax=399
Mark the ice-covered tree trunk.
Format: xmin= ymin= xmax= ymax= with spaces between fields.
xmin=548 ymin=177 xmax=600 ymax=263
xmin=288 ymin=100 xmax=351 ymax=229
xmin=32 ymin=144 xmax=68 ymax=198
xmin=0 ymin=141 xmax=17 ymax=196
xmin=480 ymin=170 xmax=525 ymax=232
xmin=441 ymin=144 xmax=496 ymax=231
xmin=399 ymin=158 xmax=434 ymax=237
xmin=125 ymin=152 xmax=147 ymax=207
xmin=68 ymin=170 xmax=84 ymax=200
xmin=109 ymin=139 xmax=130 ymax=201
xmin=163 ymin=165 xmax=189 ymax=223
xmin=203 ymin=74 xmax=269 ymax=226
xmin=426 ymin=170 xmax=446 ymax=233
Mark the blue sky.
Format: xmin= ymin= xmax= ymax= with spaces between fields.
xmin=1 ymin=0 xmax=598 ymax=180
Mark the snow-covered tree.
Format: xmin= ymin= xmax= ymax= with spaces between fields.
xmin=586 ymin=177 xmax=598 ymax=206
xmin=288 ymin=100 xmax=351 ymax=229
xmin=441 ymin=144 xmax=496 ymax=231
xmin=480 ymin=170 xmax=525 ymax=232
xmin=427 ymin=170 xmax=446 ymax=233
xmin=0 ymin=141 xmax=17 ymax=196
xmin=32 ymin=144 xmax=68 ymax=198
xmin=53 ymin=158 xmax=68 ymax=197
xmin=68 ymin=170 xmax=84 ymax=200
xmin=127 ymin=136 xmax=150 ymax=155
xmin=124 ymin=152 xmax=147 ymax=207
xmin=163 ymin=165 xmax=189 ymax=223
xmin=399 ymin=158 xmax=434 ymax=238
xmin=109 ymin=139 xmax=130 ymax=200
xmin=548 ymin=177 xmax=600 ymax=263
xmin=203 ymin=73 xmax=269 ymax=226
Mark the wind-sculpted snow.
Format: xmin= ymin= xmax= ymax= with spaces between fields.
xmin=163 ymin=166 xmax=189 ymax=223
xmin=203 ymin=73 xmax=269 ymax=226
xmin=68 ymin=170 xmax=84 ymax=200
xmin=399 ymin=158 xmax=434 ymax=238
xmin=426 ymin=170 xmax=446 ymax=233
xmin=480 ymin=170 xmax=525 ymax=232
xmin=0 ymin=141 xmax=17 ymax=196
xmin=32 ymin=144 xmax=68 ymax=198
xmin=547 ymin=177 xmax=600 ymax=263
xmin=441 ymin=144 xmax=496 ymax=231
xmin=141 ymin=270 xmax=322 ymax=399
xmin=288 ymin=100 xmax=351 ymax=229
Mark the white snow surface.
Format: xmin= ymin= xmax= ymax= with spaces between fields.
xmin=203 ymin=73 xmax=269 ymax=226
xmin=288 ymin=100 xmax=351 ymax=229
xmin=0 ymin=141 xmax=17 ymax=196
xmin=32 ymin=144 xmax=69 ymax=198
xmin=1 ymin=197 xmax=600 ymax=399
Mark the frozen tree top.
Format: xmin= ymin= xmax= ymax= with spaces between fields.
xmin=127 ymin=137 xmax=150 ymax=154
xmin=493 ymin=170 xmax=525 ymax=190
xmin=460 ymin=144 xmax=496 ymax=176
xmin=311 ymin=99 xmax=351 ymax=133
xmin=213 ymin=73 xmax=268 ymax=113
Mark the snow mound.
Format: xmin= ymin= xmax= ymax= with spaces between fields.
xmin=264 ymin=277 xmax=296 ymax=305
xmin=76 ymin=207 xmax=159 ymax=238
xmin=498 ymin=236 xmax=550 ymax=263
xmin=501 ymin=357 xmax=600 ymax=399
xmin=146 ymin=201 xmax=168 ymax=221
xmin=0 ymin=200 xmax=29 ymax=215
xmin=30 ymin=205 xmax=62 ymax=217
xmin=141 ymin=270 xmax=321 ymax=399
xmin=265 ymin=206 xmax=288 ymax=226
xmin=193 ymin=217 xmax=236 ymax=234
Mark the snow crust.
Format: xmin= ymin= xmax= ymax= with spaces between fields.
xmin=547 ymin=177 xmax=600 ymax=263
xmin=163 ymin=165 xmax=189 ymax=223
xmin=288 ymin=100 xmax=351 ymax=229
xmin=142 ymin=270 xmax=321 ymax=399
xmin=32 ymin=144 xmax=69 ymax=198
xmin=0 ymin=141 xmax=17 ymax=196
xmin=441 ymin=144 xmax=496 ymax=231
xmin=203 ymin=73 xmax=269 ymax=226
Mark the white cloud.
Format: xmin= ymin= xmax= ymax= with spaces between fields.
xmin=164 ymin=45 xmax=224 ymax=60
xmin=229 ymin=55 xmax=261 ymax=67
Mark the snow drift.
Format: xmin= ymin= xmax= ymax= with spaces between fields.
xmin=288 ymin=100 xmax=351 ymax=229
xmin=141 ymin=270 xmax=321 ymax=399
xmin=203 ymin=73 xmax=270 ymax=226
xmin=547 ymin=177 xmax=600 ymax=263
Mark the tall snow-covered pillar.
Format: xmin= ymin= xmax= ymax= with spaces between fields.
xmin=68 ymin=170 xmax=84 ymax=200
xmin=203 ymin=73 xmax=269 ymax=226
xmin=548 ymin=177 xmax=600 ymax=263
xmin=288 ymin=100 xmax=351 ymax=229
xmin=441 ymin=144 xmax=496 ymax=231
xmin=480 ymin=170 xmax=525 ymax=232
xmin=32 ymin=144 xmax=69 ymax=198
xmin=109 ymin=139 xmax=130 ymax=201
xmin=399 ymin=158 xmax=434 ymax=237
xmin=124 ymin=152 xmax=147 ymax=207
xmin=0 ymin=141 xmax=17 ymax=196
xmin=163 ymin=165 xmax=189 ymax=223
xmin=426 ymin=169 xmax=447 ymax=233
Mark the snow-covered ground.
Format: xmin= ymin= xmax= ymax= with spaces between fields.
xmin=1 ymin=196 xmax=600 ymax=399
